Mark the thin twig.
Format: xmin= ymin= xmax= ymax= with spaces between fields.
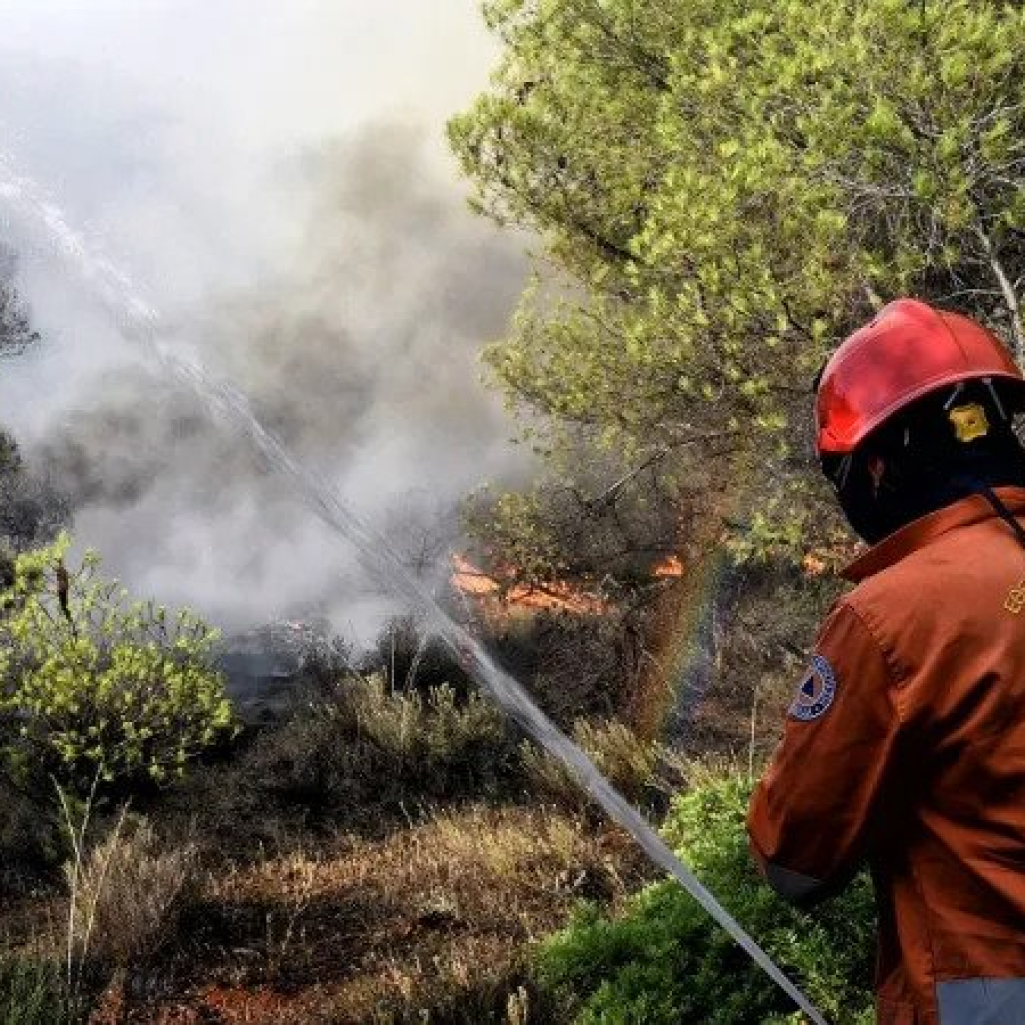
xmin=54 ymin=773 xmax=97 ymax=995
xmin=78 ymin=801 xmax=131 ymax=982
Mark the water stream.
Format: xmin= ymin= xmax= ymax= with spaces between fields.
xmin=0 ymin=160 xmax=827 ymax=1025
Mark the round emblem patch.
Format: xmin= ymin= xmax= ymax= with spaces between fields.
xmin=788 ymin=654 xmax=837 ymax=721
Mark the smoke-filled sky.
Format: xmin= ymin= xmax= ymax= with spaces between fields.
xmin=0 ymin=0 xmax=529 ymax=639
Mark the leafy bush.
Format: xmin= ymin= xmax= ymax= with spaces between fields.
xmin=536 ymin=771 xmax=875 ymax=1024
xmin=250 ymin=674 xmax=519 ymax=820
xmin=0 ymin=537 xmax=235 ymax=797
xmin=347 ymin=675 xmax=508 ymax=776
xmin=453 ymin=0 xmax=1025 ymax=564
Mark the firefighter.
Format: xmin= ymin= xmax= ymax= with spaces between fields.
xmin=748 ymin=298 xmax=1025 ymax=1025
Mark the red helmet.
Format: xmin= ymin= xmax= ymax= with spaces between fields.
xmin=815 ymin=298 xmax=1025 ymax=455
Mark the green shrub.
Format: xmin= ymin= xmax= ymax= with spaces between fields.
xmin=522 ymin=719 xmax=673 ymax=810
xmin=536 ymin=771 xmax=875 ymax=1024
xmin=0 ymin=536 xmax=235 ymax=797
xmin=248 ymin=674 xmax=520 ymax=822
xmin=0 ymin=780 xmax=66 ymax=873
xmin=347 ymin=676 xmax=510 ymax=778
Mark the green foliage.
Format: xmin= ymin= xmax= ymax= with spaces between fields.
xmin=0 ymin=536 xmax=234 ymax=797
xmin=451 ymin=0 xmax=1025 ymax=558
xmin=343 ymin=675 xmax=512 ymax=779
xmin=522 ymin=718 xmax=670 ymax=809
xmin=536 ymin=771 xmax=875 ymax=1024
xmin=250 ymin=674 xmax=520 ymax=821
xmin=0 ymin=956 xmax=78 ymax=1025
xmin=468 ymin=487 xmax=572 ymax=585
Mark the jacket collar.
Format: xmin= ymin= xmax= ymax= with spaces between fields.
xmin=842 ymin=486 xmax=1025 ymax=583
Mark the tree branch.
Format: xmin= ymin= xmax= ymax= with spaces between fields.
xmin=976 ymin=227 xmax=1025 ymax=364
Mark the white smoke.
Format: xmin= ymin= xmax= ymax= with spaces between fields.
xmin=0 ymin=2 xmax=529 ymax=639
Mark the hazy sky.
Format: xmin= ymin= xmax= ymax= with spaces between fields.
xmin=0 ymin=0 xmax=500 ymax=288
xmin=0 ymin=1 xmax=528 ymax=639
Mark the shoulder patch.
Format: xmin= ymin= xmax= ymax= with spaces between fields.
xmin=788 ymin=654 xmax=837 ymax=722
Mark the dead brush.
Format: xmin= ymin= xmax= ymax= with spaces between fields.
xmin=192 ymin=803 xmax=647 ymax=1023
xmin=211 ymin=839 xmax=320 ymax=978
xmin=63 ymin=809 xmax=199 ymax=971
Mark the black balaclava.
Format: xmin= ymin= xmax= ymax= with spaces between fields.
xmin=821 ymin=382 xmax=1025 ymax=545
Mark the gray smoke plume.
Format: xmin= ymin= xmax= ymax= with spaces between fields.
xmin=0 ymin=4 xmax=529 ymax=639
xmin=17 ymin=124 xmax=526 ymax=636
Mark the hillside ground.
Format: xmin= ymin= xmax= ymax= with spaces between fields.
xmin=0 ymin=562 xmax=838 ymax=1024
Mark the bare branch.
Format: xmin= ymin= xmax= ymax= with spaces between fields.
xmin=862 ymin=283 xmax=885 ymax=312
xmin=976 ymin=227 xmax=1025 ymax=364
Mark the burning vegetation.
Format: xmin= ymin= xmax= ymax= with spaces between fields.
xmin=450 ymin=553 xmax=610 ymax=619
xmin=450 ymin=552 xmax=686 ymax=621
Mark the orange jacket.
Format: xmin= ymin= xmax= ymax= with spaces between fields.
xmin=748 ymin=488 xmax=1025 ymax=1025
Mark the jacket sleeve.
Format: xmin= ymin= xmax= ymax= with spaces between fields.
xmin=747 ymin=600 xmax=902 ymax=906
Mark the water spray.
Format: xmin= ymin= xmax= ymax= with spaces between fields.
xmin=0 ymin=160 xmax=828 ymax=1025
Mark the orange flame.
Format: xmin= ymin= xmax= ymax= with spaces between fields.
xmin=653 ymin=555 xmax=685 ymax=579
xmin=450 ymin=554 xmax=501 ymax=598
xmin=802 ymin=553 xmax=828 ymax=578
xmin=450 ymin=555 xmax=608 ymax=617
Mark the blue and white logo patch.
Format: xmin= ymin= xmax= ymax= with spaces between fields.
xmin=788 ymin=654 xmax=838 ymax=721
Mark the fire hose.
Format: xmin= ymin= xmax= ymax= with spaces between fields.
xmin=0 ymin=160 xmax=830 ymax=1025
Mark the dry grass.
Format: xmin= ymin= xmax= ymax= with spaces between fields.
xmin=117 ymin=803 xmax=650 ymax=1023
xmin=0 ymin=564 xmax=835 ymax=1023
xmin=91 ymin=677 xmax=661 ymax=1021
xmin=0 ymin=545 xmax=858 ymax=1024
xmin=66 ymin=815 xmax=199 ymax=969
xmin=0 ymin=813 xmax=201 ymax=1023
